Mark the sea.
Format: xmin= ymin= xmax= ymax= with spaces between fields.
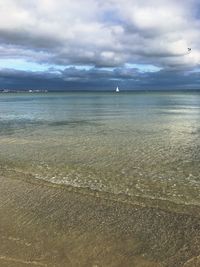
xmin=0 ymin=91 xmax=200 ymax=209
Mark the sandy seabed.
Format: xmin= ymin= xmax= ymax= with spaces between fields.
xmin=0 ymin=175 xmax=200 ymax=267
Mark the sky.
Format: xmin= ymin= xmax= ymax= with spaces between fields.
xmin=0 ymin=0 xmax=200 ymax=91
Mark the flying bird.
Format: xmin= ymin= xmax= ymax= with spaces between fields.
xmin=188 ymin=48 xmax=192 ymax=52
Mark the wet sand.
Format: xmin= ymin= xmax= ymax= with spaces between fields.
xmin=0 ymin=176 xmax=200 ymax=267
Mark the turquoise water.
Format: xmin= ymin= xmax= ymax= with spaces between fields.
xmin=0 ymin=92 xmax=200 ymax=206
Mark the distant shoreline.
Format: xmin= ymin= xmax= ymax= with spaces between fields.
xmin=1 ymin=89 xmax=200 ymax=93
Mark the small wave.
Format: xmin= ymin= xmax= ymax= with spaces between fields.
xmin=2 ymin=165 xmax=200 ymax=217
xmin=31 ymin=172 xmax=200 ymax=217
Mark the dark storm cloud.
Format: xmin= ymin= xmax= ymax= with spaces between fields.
xmin=1 ymin=67 xmax=200 ymax=91
xmin=0 ymin=30 xmax=62 ymax=50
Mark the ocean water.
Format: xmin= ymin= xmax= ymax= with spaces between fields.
xmin=0 ymin=92 xmax=200 ymax=208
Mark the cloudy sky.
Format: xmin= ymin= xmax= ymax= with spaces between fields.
xmin=0 ymin=0 xmax=200 ymax=90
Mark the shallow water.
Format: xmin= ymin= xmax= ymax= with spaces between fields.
xmin=0 ymin=91 xmax=200 ymax=208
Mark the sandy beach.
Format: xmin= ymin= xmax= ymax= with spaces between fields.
xmin=0 ymin=175 xmax=199 ymax=267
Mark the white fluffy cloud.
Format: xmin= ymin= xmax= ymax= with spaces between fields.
xmin=0 ymin=0 xmax=200 ymax=70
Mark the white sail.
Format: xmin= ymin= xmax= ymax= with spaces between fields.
xmin=116 ymin=86 xmax=119 ymax=92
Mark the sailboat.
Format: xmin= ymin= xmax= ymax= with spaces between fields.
xmin=116 ymin=86 xmax=119 ymax=92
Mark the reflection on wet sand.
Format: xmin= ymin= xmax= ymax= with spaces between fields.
xmin=0 ymin=175 xmax=199 ymax=267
